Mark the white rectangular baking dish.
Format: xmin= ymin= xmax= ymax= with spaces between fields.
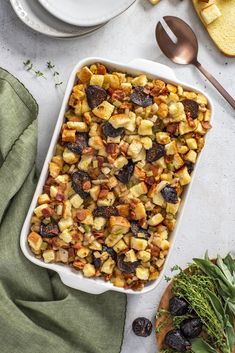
xmin=20 ymin=57 xmax=214 ymax=295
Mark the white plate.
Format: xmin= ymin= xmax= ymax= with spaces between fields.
xmin=20 ymin=57 xmax=214 ymax=295
xmin=10 ymin=0 xmax=105 ymax=38
xmin=38 ymin=0 xmax=136 ymax=27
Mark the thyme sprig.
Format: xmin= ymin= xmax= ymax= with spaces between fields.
xmin=47 ymin=61 xmax=63 ymax=87
xmin=23 ymin=60 xmax=47 ymax=79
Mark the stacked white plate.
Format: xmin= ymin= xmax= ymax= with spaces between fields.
xmin=10 ymin=0 xmax=136 ymax=38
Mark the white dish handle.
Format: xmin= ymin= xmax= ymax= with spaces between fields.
xmin=129 ymin=58 xmax=177 ymax=82
xmin=59 ymin=272 xmax=108 ymax=294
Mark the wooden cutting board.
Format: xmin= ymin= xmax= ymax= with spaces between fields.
xmin=192 ymin=0 xmax=235 ymax=57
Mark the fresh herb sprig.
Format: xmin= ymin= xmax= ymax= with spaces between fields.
xmin=47 ymin=61 xmax=63 ymax=87
xmin=23 ymin=60 xmax=46 ymax=79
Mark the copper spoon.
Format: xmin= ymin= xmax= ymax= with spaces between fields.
xmin=156 ymin=16 xmax=235 ymax=109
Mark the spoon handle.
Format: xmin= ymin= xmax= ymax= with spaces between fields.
xmin=194 ymin=61 xmax=235 ymax=110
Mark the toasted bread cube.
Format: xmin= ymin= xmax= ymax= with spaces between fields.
xmin=93 ymin=217 xmax=106 ymax=231
xmin=101 ymin=257 xmax=115 ymax=274
xmin=49 ymin=185 xmax=58 ymax=199
xmin=125 ymin=112 xmax=136 ymax=132
xmin=111 ymin=276 xmax=125 ymax=288
xmin=89 ymin=240 xmax=102 ymax=251
xmin=204 ymin=109 xmax=211 ymax=122
xmin=201 ymin=4 xmax=221 ymax=25
xmin=157 ymin=103 xmax=168 ymax=118
xmin=108 ymin=176 xmax=118 ymax=189
xmin=89 ymin=136 xmax=104 ymax=150
xmin=133 ymin=202 xmax=146 ymax=220
xmin=156 ymin=258 xmax=165 ymax=268
xmin=131 ymin=237 xmax=148 ymax=251
xmin=63 ymin=200 xmax=72 ymax=219
xmin=124 ymin=249 xmax=137 ymax=262
xmin=109 ymin=114 xmax=130 ymax=129
xmin=130 ymin=182 xmax=148 ymax=198
xmin=149 ymin=270 xmax=159 ymax=281
xmin=62 ymin=129 xmax=76 ymax=143
xmin=70 ymin=194 xmax=84 ymax=209
xmin=90 ymin=186 xmax=101 ymax=201
xmin=149 ymin=0 xmax=161 ymax=6
xmin=179 ymin=121 xmax=197 ymax=135
xmin=138 ymin=120 xmax=154 ymax=136
xmin=83 ymin=263 xmax=96 ymax=277
xmin=156 ymin=132 xmax=171 ymax=145
xmin=128 ymin=141 xmax=143 ymax=159
xmin=34 ymin=204 xmax=50 ymax=218
xmin=195 ymin=122 xmax=206 ymax=135
xmin=55 ymin=175 xmax=69 ymax=184
xmin=90 ymin=74 xmax=104 ymax=87
xmin=141 ymin=137 xmax=152 ymax=150
xmin=148 ymin=213 xmax=164 ymax=226
xmin=97 ymin=192 xmax=115 ymax=207
xmin=43 ymin=250 xmax=55 ymax=263
xmin=117 ymin=204 xmax=130 ymax=218
xmin=78 ymin=155 xmax=93 ymax=171
xmin=177 ymin=145 xmax=189 ymax=154
xmin=113 ymin=156 xmax=128 ymax=170
xmin=113 ymin=239 xmax=128 ymax=253
xmin=172 ymin=153 xmax=184 ymax=170
xmin=67 ymin=121 xmax=88 ymax=132
xmin=136 ymin=266 xmax=149 ymax=280
xmin=137 ymin=250 xmax=151 ymax=262
xmin=166 ymin=200 xmax=180 ymax=215
xmin=63 ymin=148 xmax=79 ymax=164
xmin=59 ymin=229 xmax=72 ymax=243
xmin=152 ymin=192 xmax=166 ymax=207
xmin=196 ymin=93 xmax=208 ymax=105
xmin=185 ymin=150 xmax=197 ymax=163
xmin=49 ymin=162 xmax=61 ymax=178
xmin=132 ymin=74 xmax=148 ymax=87
xmin=104 ymin=74 xmax=120 ymax=89
xmin=58 ymin=217 xmax=73 ymax=232
xmin=160 ymin=240 xmax=170 ymax=251
xmin=56 ymin=248 xmax=69 ymax=263
xmin=105 ymin=233 xmax=123 ymax=247
xmin=37 ymin=194 xmax=50 ymax=205
xmin=28 ymin=232 xmax=42 ymax=251
xmin=165 ymin=140 xmax=178 ymax=155
xmin=81 ymin=210 xmax=93 ymax=225
xmin=169 ymin=102 xmax=186 ymax=122
xmin=77 ymin=66 xmax=93 ymax=84
xmin=109 ymin=216 xmax=130 ymax=234
xmin=186 ymin=138 xmax=197 ymax=150
xmin=77 ymin=247 xmax=90 ymax=258
xmin=175 ymin=167 xmax=191 ymax=186
xmin=92 ymin=101 xmax=114 ymax=120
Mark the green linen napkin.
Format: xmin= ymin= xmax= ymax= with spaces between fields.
xmin=0 ymin=68 xmax=126 ymax=353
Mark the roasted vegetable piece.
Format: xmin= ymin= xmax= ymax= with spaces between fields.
xmin=130 ymin=87 xmax=153 ymax=108
xmin=65 ymin=132 xmax=88 ymax=154
xmin=116 ymin=161 xmax=134 ymax=184
xmin=164 ymin=329 xmax=191 ymax=351
xmin=102 ymin=122 xmax=125 ymax=138
xmin=130 ymin=221 xmax=150 ymax=239
xmin=86 ymin=85 xmax=107 ymax=109
xmin=93 ymin=206 xmax=119 ymax=218
xmin=117 ymin=254 xmax=139 ymax=274
xmin=169 ymin=296 xmax=189 ymax=316
xmin=182 ymin=99 xmax=199 ymax=119
xmin=40 ymin=218 xmax=59 ymax=238
xmin=132 ymin=317 xmax=153 ymax=337
xmin=93 ymin=256 xmax=101 ymax=269
xmin=161 ymin=185 xmax=178 ymax=204
xmin=71 ymin=171 xmax=91 ymax=199
xmin=146 ymin=142 xmax=165 ymax=162
xmin=180 ymin=318 xmax=203 ymax=338
xmin=185 ymin=161 xmax=194 ymax=174
xmin=103 ymin=245 xmax=117 ymax=260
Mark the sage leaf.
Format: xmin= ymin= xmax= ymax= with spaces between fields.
xmin=191 ymin=338 xmax=217 ymax=353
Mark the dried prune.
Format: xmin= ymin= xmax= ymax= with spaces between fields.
xmin=93 ymin=206 xmax=119 ymax=218
xmin=169 ymin=296 xmax=189 ymax=316
xmin=164 ymin=330 xmax=191 ymax=351
xmin=131 ymin=221 xmax=150 ymax=239
xmin=146 ymin=142 xmax=165 ymax=162
xmin=71 ymin=171 xmax=91 ymax=199
xmin=65 ymin=132 xmax=88 ymax=154
xmin=93 ymin=256 xmax=101 ymax=269
xmin=161 ymin=185 xmax=178 ymax=204
xmin=185 ymin=161 xmax=194 ymax=174
xmin=117 ymin=254 xmax=139 ymax=274
xmin=102 ymin=122 xmax=125 ymax=138
xmin=40 ymin=218 xmax=59 ymax=238
xmin=130 ymin=87 xmax=153 ymax=108
xmin=180 ymin=318 xmax=202 ymax=338
xmin=132 ymin=317 xmax=152 ymax=337
xmin=103 ymin=245 xmax=117 ymax=260
xmin=116 ymin=161 xmax=134 ymax=184
xmin=182 ymin=99 xmax=199 ymax=119
xmin=86 ymin=85 xmax=107 ymax=109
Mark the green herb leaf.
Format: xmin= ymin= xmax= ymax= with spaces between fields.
xmin=223 ymin=254 xmax=235 ymax=278
xmin=217 ymin=255 xmax=234 ymax=284
xmin=191 ymin=338 xmax=217 ymax=353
